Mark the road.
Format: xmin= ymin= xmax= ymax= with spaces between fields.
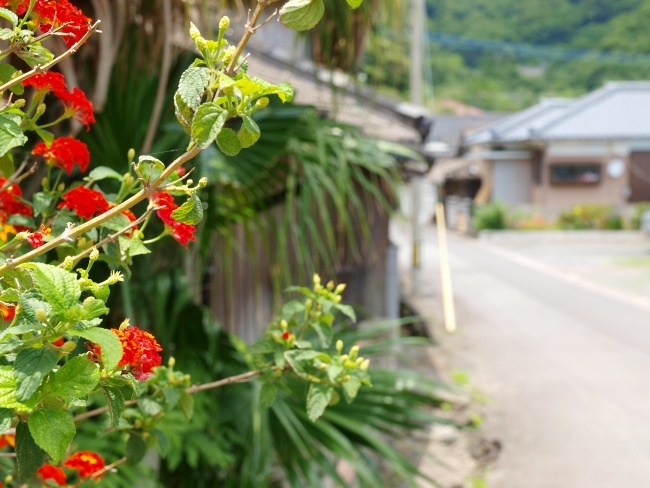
xmin=394 ymin=223 xmax=650 ymax=488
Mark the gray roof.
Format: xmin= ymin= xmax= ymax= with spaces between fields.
xmin=464 ymin=82 xmax=650 ymax=145
xmin=425 ymin=114 xmax=504 ymax=157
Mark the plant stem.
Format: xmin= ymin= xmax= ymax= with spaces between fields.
xmin=224 ymin=0 xmax=269 ymax=77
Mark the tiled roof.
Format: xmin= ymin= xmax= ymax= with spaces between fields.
xmin=464 ymin=82 xmax=650 ymax=145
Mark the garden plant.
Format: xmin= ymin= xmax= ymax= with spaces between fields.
xmin=0 ymin=0 xmax=384 ymax=485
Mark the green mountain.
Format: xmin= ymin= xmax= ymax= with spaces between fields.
xmin=362 ymin=0 xmax=650 ymax=111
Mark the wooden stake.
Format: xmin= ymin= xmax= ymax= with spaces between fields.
xmin=436 ymin=203 xmax=457 ymax=333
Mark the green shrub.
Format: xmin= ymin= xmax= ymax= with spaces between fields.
xmin=629 ymin=202 xmax=650 ymax=229
xmin=557 ymin=204 xmax=622 ymax=230
xmin=472 ymin=202 xmax=507 ymax=231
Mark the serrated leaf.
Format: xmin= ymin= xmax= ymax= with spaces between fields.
xmin=126 ymin=434 xmax=147 ymax=465
xmin=0 ymin=408 xmax=12 ymax=433
xmin=0 ymin=365 xmax=32 ymax=410
xmin=72 ymin=328 xmax=121 ymax=372
xmin=0 ymin=113 xmax=27 ymax=157
xmin=81 ymin=297 xmax=110 ymax=320
xmin=191 ymin=102 xmax=227 ymax=149
xmin=88 ymin=166 xmax=123 ymax=181
xmin=259 ymin=383 xmax=277 ymax=409
xmin=0 ymin=63 xmax=22 ymax=95
xmin=102 ymin=385 xmax=125 ymax=429
xmin=0 ymin=7 xmax=18 ymax=26
xmin=0 ymin=28 xmax=13 ymax=40
xmin=16 ymin=422 xmax=45 ymax=483
xmin=178 ymin=390 xmax=194 ymax=420
xmin=174 ymin=92 xmax=193 ymax=133
xmin=22 ymin=263 xmax=80 ymax=315
xmin=170 ymin=192 xmax=203 ymax=225
xmin=237 ymin=115 xmax=261 ymax=149
xmin=19 ymin=43 xmax=53 ymax=68
xmin=47 ymin=355 xmax=100 ymax=400
xmin=28 ymin=409 xmax=75 ymax=464
xmin=346 ymin=0 xmax=363 ymax=7
xmin=178 ymin=67 xmax=210 ymax=111
xmin=15 ymin=348 xmax=58 ymax=401
xmin=216 ymin=127 xmax=240 ymax=156
xmin=32 ymin=191 xmax=54 ymax=217
xmin=279 ymin=0 xmax=324 ymax=31
xmin=306 ymin=383 xmax=333 ymax=422
xmin=342 ymin=376 xmax=362 ymax=403
xmin=259 ymin=81 xmax=294 ymax=103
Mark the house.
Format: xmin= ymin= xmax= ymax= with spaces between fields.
xmin=438 ymin=82 xmax=650 ymax=210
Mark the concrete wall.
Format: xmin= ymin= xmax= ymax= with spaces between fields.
xmin=492 ymin=159 xmax=532 ymax=205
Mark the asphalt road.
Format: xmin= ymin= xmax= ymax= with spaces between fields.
xmin=396 ymin=225 xmax=650 ymax=488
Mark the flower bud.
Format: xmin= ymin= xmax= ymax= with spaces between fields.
xmin=61 ymin=255 xmax=74 ymax=271
xmin=134 ymin=419 xmax=142 ymax=429
xmin=255 ymin=97 xmax=270 ymax=109
xmin=123 ymin=173 xmax=135 ymax=185
xmin=280 ymin=319 xmax=288 ymax=331
xmin=57 ymin=183 xmax=65 ymax=192
xmin=219 ymin=16 xmax=230 ymax=30
xmin=355 ymin=357 xmax=364 ymax=366
xmin=360 ymin=359 xmax=370 ymax=371
xmin=336 ymin=340 xmax=343 ymax=352
xmin=15 ymin=231 xmax=29 ymax=240
xmin=189 ymin=22 xmax=201 ymax=41
xmin=119 ymin=318 xmax=130 ymax=330
xmin=313 ymin=273 xmax=321 ymax=285
xmin=314 ymin=284 xmax=322 ymax=292
xmin=342 ymin=375 xmax=351 ymax=383
xmin=168 ymin=356 xmax=176 ymax=368
xmin=319 ymin=363 xmax=327 ymax=371
xmin=334 ymin=295 xmax=342 ymax=303
xmin=4 ymin=475 xmax=12 ymax=484
xmin=89 ymin=248 xmax=99 ymax=261
xmin=36 ymin=103 xmax=46 ymax=115
xmin=349 ymin=345 xmax=359 ymax=360
xmin=198 ymin=177 xmax=208 ymax=188
xmin=335 ymin=283 xmax=346 ymax=294
xmin=305 ymin=299 xmax=312 ymax=311
xmin=108 ymin=271 xmax=124 ymax=284
xmin=12 ymin=99 xmax=25 ymax=109
xmin=327 ymin=280 xmax=334 ymax=290
xmin=127 ymin=148 xmax=135 ymax=162
xmin=61 ymin=340 xmax=77 ymax=353
xmin=35 ymin=309 xmax=47 ymax=322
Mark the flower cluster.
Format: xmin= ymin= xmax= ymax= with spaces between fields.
xmin=32 ymin=136 xmax=90 ymax=174
xmin=63 ymin=450 xmax=105 ymax=478
xmin=2 ymin=0 xmax=91 ymax=47
xmin=26 ymin=224 xmax=51 ymax=249
xmin=0 ymin=178 xmax=32 ymax=226
xmin=151 ymin=192 xmax=196 ymax=247
xmin=37 ymin=464 xmax=67 ymax=486
xmin=22 ymin=71 xmax=67 ymax=95
xmin=58 ymin=186 xmax=110 ymax=219
xmin=113 ymin=325 xmax=163 ymax=380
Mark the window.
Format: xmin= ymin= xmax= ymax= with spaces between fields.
xmin=550 ymin=164 xmax=601 ymax=184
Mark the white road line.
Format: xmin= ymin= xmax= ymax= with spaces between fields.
xmin=478 ymin=240 xmax=650 ymax=312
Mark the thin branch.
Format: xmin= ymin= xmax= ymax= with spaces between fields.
xmin=0 ymin=159 xmax=29 ymax=192
xmin=225 ymin=0 xmax=270 ymax=77
xmin=0 ymin=20 xmax=101 ymax=95
xmin=0 ymin=452 xmax=16 ymax=458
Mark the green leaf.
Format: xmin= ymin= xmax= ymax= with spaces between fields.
xmin=21 ymin=263 xmax=80 ymax=315
xmin=0 ymin=28 xmax=13 ymax=40
xmin=151 ymin=428 xmax=169 ymax=457
xmin=118 ymin=236 xmax=151 ymax=257
xmin=274 ymin=350 xmax=286 ymax=370
xmin=0 ymin=407 xmax=12 ymax=433
xmin=335 ymin=304 xmax=356 ymax=322
xmin=306 ymin=383 xmax=333 ymax=422
xmin=237 ymin=115 xmax=261 ymax=149
xmin=138 ymin=397 xmax=162 ymax=417
xmin=284 ymin=349 xmax=324 ymax=380
xmin=0 ymin=152 xmax=13 ymax=176
xmin=216 ymin=127 xmax=240 ymax=156
xmin=15 ymin=348 xmax=58 ymax=402
xmin=279 ymin=0 xmax=324 ymax=31
xmin=32 ymin=192 xmax=54 ymax=217
xmin=170 ymin=192 xmax=203 ymax=225
xmin=0 ymin=365 xmax=32 ymax=410
xmin=174 ymin=92 xmax=193 ymax=134
xmin=191 ymin=102 xmax=227 ymax=149
xmin=81 ymin=297 xmax=110 ymax=320
xmin=0 ymin=113 xmax=27 ymax=157
xmin=102 ymin=385 xmax=125 ymax=429
xmin=19 ymin=42 xmax=54 ymax=68
xmin=282 ymin=300 xmax=304 ymax=317
xmin=342 ymin=376 xmax=362 ymax=403
xmin=6 ymin=213 xmax=34 ymax=228
xmin=47 ymin=355 xmax=100 ymax=400
xmin=178 ymin=390 xmax=194 ymax=420
xmin=16 ymin=422 xmax=45 ymax=483
xmin=258 ymin=81 xmax=294 ymax=103
xmin=28 ymin=409 xmax=75 ymax=464
xmin=87 ymin=166 xmax=123 ymax=181
xmin=101 ymin=213 xmax=131 ymax=232
xmin=346 ymin=0 xmax=363 ymax=7
xmin=312 ymin=319 xmax=332 ymax=348
xmin=0 ymin=63 xmax=23 ymax=95
xmin=126 ymin=434 xmax=147 ymax=465
xmin=259 ymin=383 xmax=277 ymax=409
xmin=163 ymin=387 xmax=180 ymax=409
xmin=0 ymin=7 xmax=18 ymax=26
xmin=73 ymin=328 xmax=122 ymax=372
xmin=177 ymin=67 xmax=210 ymax=111
xmin=35 ymin=128 xmax=53 ymax=145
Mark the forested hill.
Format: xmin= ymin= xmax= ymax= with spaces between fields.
xmin=363 ymin=0 xmax=650 ymax=111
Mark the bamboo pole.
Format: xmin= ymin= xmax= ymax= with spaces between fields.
xmin=435 ymin=202 xmax=457 ymax=333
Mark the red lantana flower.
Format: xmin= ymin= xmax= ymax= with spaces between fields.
xmin=22 ymin=71 xmax=67 ymax=96
xmin=34 ymin=0 xmax=91 ymax=47
xmin=32 ymin=136 xmax=90 ymax=174
xmin=51 ymin=337 xmax=65 ymax=347
xmin=113 ymin=326 xmax=162 ymax=380
xmin=151 ymin=192 xmax=196 ymax=248
xmin=0 ymin=178 xmax=32 ymax=223
xmin=58 ymin=186 xmax=110 ymax=219
xmin=0 ymin=304 xmax=15 ymax=323
xmin=63 ymin=451 xmax=105 ymax=478
xmin=0 ymin=434 xmax=14 ymax=449
xmin=37 ymin=464 xmax=67 ymax=486
xmin=59 ymin=87 xmax=95 ymax=130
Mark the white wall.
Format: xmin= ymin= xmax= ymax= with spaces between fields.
xmin=493 ymin=160 xmax=532 ymax=205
